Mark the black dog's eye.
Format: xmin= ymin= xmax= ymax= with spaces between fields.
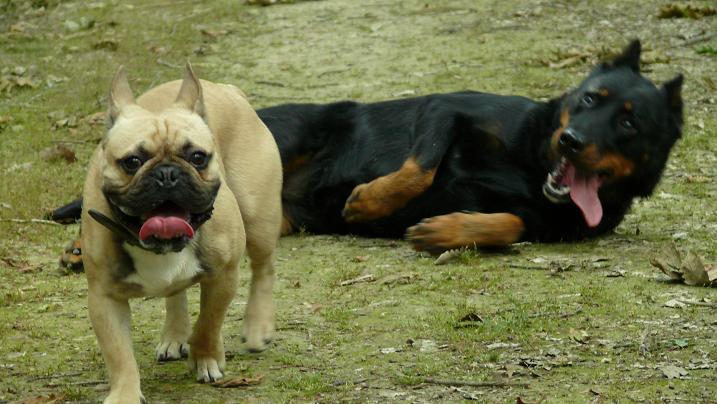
xmin=581 ymin=94 xmax=595 ymax=107
xmin=620 ymin=118 xmax=636 ymax=132
xmin=189 ymin=151 xmax=208 ymax=169
xmin=120 ymin=156 xmax=143 ymax=174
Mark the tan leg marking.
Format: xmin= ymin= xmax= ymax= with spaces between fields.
xmin=342 ymin=157 xmax=437 ymax=222
xmin=406 ymin=212 xmax=525 ymax=254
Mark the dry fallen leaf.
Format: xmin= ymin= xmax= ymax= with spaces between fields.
xmin=568 ymin=328 xmax=590 ymax=344
xmin=650 ymin=243 xmax=717 ymax=287
xmin=247 ymin=0 xmax=278 ymax=5
xmin=200 ymin=28 xmax=229 ymax=38
xmin=685 ymin=175 xmax=710 ymax=183
xmin=434 ymin=248 xmax=464 ymax=265
xmin=664 ymin=299 xmax=686 ymax=309
xmin=93 ymin=38 xmax=119 ymax=51
xmin=454 ymin=312 xmax=484 ymax=328
xmin=0 ymin=69 xmax=39 ymax=94
xmin=681 ymin=251 xmax=710 ymax=286
xmin=380 ymin=272 xmax=419 ymax=285
xmin=20 ymin=393 xmax=67 ymax=404
xmin=658 ymin=4 xmax=716 ymax=19
xmin=660 ymin=365 xmax=688 ymax=379
xmin=1 ymin=257 xmax=41 ymax=273
xmin=40 ymin=144 xmax=77 ymax=163
xmin=211 ymin=374 xmax=263 ymax=388
xmin=83 ymin=111 xmax=107 ymax=126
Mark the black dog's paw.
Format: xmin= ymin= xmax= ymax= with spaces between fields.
xmin=59 ymin=238 xmax=84 ymax=274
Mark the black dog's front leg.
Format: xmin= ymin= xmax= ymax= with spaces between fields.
xmin=342 ymin=99 xmax=465 ymax=223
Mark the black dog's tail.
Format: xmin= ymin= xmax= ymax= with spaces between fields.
xmin=47 ymin=199 xmax=83 ymax=224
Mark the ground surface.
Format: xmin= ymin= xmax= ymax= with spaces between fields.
xmin=1 ymin=0 xmax=716 ymax=402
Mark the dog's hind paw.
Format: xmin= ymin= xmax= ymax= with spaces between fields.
xmin=242 ymin=301 xmax=275 ymax=353
xmin=155 ymin=340 xmax=189 ymax=362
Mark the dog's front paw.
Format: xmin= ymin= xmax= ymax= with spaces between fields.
xmin=342 ymin=181 xmax=392 ymax=223
xmin=406 ymin=213 xmax=468 ymax=255
xmin=155 ymin=340 xmax=189 ymax=362
xmin=103 ymin=389 xmax=145 ymax=404
xmin=188 ymin=353 xmax=225 ymax=383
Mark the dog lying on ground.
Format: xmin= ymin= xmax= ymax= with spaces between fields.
xmin=52 ymin=40 xmax=682 ymax=264
xmin=260 ymin=40 xmax=683 ymax=253
xmin=79 ymin=64 xmax=281 ymax=403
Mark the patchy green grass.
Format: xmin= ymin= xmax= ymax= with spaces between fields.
xmin=1 ymin=0 xmax=717 ymax=402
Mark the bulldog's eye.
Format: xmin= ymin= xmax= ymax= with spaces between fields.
xmin=189 ymin=151 xmax=208 ymax=169
xmin=120 ymin=156 xmax=143 ymax=174
xmin=581 ymin=94 xmax=595 ymax=107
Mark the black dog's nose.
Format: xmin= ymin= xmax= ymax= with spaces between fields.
xmin=151 ymin=165 xmax=180 ymax=188
xmin=559 ymin=128 xmax=586 ymax=154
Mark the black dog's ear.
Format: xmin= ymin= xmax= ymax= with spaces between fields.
xmin=611 ymin=40 xmax=641 ymax=72
xmin=662 ymin=74 xmax=684 ymax=126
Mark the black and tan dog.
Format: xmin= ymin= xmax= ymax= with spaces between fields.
xmin=53 ymin=40 xmax=682 ymax=261
xmin=267 ymin=40 xmax=683 ymax=252
xmin=80 ymin=65 xmax=281 ymax=403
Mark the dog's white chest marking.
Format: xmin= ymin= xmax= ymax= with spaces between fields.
xmin=123 ymin=244 xmax=203 ymax=297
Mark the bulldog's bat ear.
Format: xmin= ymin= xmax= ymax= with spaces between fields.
xmin=611 ymin=39 xmax=641 ymax=72
xmin=175 ymin=62 xmax=206 ymax=119
xmin=108 ymin=66 xmax=136 ymax=125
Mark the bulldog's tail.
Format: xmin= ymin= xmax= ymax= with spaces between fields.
xmin=47 ymin=199 xmax=83 ymax=224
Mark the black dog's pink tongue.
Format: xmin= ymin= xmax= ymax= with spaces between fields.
xmin=139 ymin=216 xmax=194 ymax=241
xmin=562 ymin=164 xmax=603 ymax=228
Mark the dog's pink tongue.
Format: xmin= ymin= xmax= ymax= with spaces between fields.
xmin=139 ymin=216 xmax=194 ymax=241
xmin=562 ymin=164 xmax=603 ymax=228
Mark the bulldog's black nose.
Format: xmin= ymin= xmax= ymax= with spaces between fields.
xmin=559 ymin=128 xmax=586 ymax=154
xmin=151 ymin=164 xmax=180 ymax=188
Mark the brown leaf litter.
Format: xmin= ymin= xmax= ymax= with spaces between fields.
xmin=40 ymin=144 xmax=77 ymax=163
xmin=211 ymin=374 xmax=263 ymax=388
xmin=658 ymin=4 xmax=716 ymax=19
xmin=650 ymin=242 xmax=717 ymax=287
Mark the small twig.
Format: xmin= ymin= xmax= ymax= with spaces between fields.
xmin=639 ymin=330 xmax=651 ymax=357
xmin=340 ymin=274 xmax=375 ymax=286
xmin=28 ymin=371 xmax=84 ymax=382
xmin=170 ymin=8 xmax=213 ymax=35
xmin=425 ymin=378 xmax=529 ymax=388
xmin=680 ymin=33 xmax=717 ymax=47
xmin=255 ymin=80 xmax=286 ymax=87
xmin=508 ymin=264 xmax=548 ymax=271
xmin=528 ymin=307 xmax=583 ymax=319
xmin=50 ymin=140 xmax=92 ymax=145
xmin=134 ymin=0 xmax=196 ymax=8
xmin=46 ymin=380 xmax=106 ymax=387
xmin=317 ymin=68 xmax=350 ymax=78
xmin=157 ymin=58 xmax=181 ymax=69
xmin=678 ymin=300 xmax=717 ymax=309
xmin=0 ymin=218 xmax=61 ymax=226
